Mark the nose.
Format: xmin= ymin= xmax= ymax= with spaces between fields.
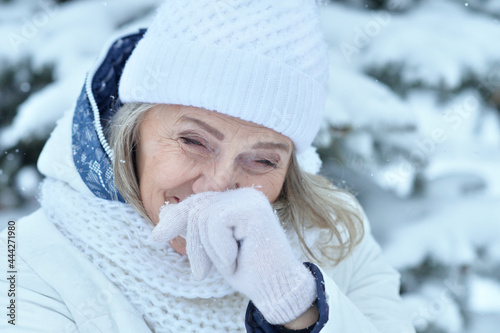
xmin=192 ymin=160 xmax=240 ymax=193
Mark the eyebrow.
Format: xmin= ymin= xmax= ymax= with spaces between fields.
xmin=180 ymin=115 xmax=289 ymax=153
xmin=180 ymin=116 xmax=225 ymax=141
xmin=252 ymin=142 xmax=290 ymax=153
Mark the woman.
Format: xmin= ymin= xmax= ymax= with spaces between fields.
xmin=0 ymin=0 xmax=415 ymax=332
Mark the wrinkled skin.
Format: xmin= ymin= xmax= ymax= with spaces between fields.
xmin=136 ymin=104 xmax=293 ymax=254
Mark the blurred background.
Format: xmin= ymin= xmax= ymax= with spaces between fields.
xmin=0 ymin=0 xmax=499 ymax=332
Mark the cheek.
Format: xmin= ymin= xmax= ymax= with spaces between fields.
xmin=139 ymin=140 xmax=189 ymax=183
xmin=264 ymin=177 xmax=286 ymax=203
xmin=244 ymin=170 xmax=287 ymax=203
xmin=137 ymin=156 xmax=164 ymax=222
xmin=265 ymin=160 xmax=290 ymax=202
xmin=138 ymin=146 xmax=193 ymax=219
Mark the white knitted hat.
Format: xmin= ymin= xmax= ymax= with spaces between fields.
xmin=119 ymin=0 xmax=328 ymax=158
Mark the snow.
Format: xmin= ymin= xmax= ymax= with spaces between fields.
xmin=406 ymin=90 xmax=500 ymax=196
xmin=320 ymin=0 xmax=500 ymax=89
xmin=0 ymin=0 xmax=162 ymax=149
xmin=361 ymin=0 xmax=500 ymax=89
xmin=0 ymin=0 xmax=160 ymax=64
xmin=468 ymin=0 xmax=500 ymax=16
xmin=383 ymin=194 xmax=500 ymax=269
xmin=0 ymin=76 xmax=82 ymax=149
xmin=1 ymin=1 xmax=500 ymax=332
xmin=319 ymin=6 xmax=416 ymax=130
xmin=15 ymin=166 xmax=41 ymax=199
xmin=324 ymin=52 xmax=416 ymax=129
xmin=408 ymin=91 xmax=482 ymax=147
xmin=469 ymin=275 xmax=500 ymax=313
xmin=402 ymin=283 xmax=464 ymax=333
xmin=317 ymin=0 xmax=500 ymax=196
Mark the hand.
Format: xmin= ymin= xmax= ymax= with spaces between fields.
xmin=151 ymin=187 xmax=317 ymax=325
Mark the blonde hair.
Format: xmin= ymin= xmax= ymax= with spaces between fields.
xmin=108 ymin=103 xmax=364 ymax=265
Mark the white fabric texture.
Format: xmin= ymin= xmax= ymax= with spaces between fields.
xmin=152 ymin=188 xmax=317 ymax=324
xmin=296 ymin=145 xmax=323 ymax=175
xmin=39 ymin=177 xmax=248 ymax=332
xmin=0 ymin=209 xmax=153 ymax=333
xmin=0 ymin=195 xmax=416 ymax=333
xmin=119 ymin=0 xmax=329 ymax=154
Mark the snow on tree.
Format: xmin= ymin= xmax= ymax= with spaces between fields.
xmin=317 ymin=1 xmax=500 ymax=332
xmin=0 ymin=0 xmax=162 ymax=207
xmin=0 ymin=1 xmax=499 ymax=332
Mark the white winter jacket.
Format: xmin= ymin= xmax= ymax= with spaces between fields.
xmin=0 ymin=206 xmax=414 ymax=332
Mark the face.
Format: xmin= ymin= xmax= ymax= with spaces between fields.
xmin=136 ymin=104 xmax=293 ymax=253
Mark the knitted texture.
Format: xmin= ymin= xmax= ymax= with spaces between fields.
xmin=40 ymin=178 xmax=247 ymax=332
xmin=119 ymin=0 xmax=329 ymax=153
xmin=152 ymin=188 xmax=318 ymax=325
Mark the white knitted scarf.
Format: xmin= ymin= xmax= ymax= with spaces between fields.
xmin=40 ymin=178 xmax=250 ymax=332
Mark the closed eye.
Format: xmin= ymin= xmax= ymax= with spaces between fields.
xmin=256 ymin=159 xmax=277 ymax=168
xmin=181 ymin=137 xmax=205 ymax=147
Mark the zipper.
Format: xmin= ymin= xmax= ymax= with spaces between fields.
xmin=84 ymin=29 xmax=141 ymax=162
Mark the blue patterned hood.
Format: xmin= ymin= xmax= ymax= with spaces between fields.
xmin=70 ymin=30 xmax=146 ymax=202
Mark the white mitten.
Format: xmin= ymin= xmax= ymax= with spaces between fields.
xmin=151 ymin=188 xmax=317 ymax=325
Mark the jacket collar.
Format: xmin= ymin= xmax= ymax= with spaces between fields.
xmin=71 ymin=29 xmax=146 ymax=202
xmin=18 ymin=209 xmax=153 ymax=332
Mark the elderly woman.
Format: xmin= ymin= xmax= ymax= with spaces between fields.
xmin=0 ymin=1 xmax=415 ymax=332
